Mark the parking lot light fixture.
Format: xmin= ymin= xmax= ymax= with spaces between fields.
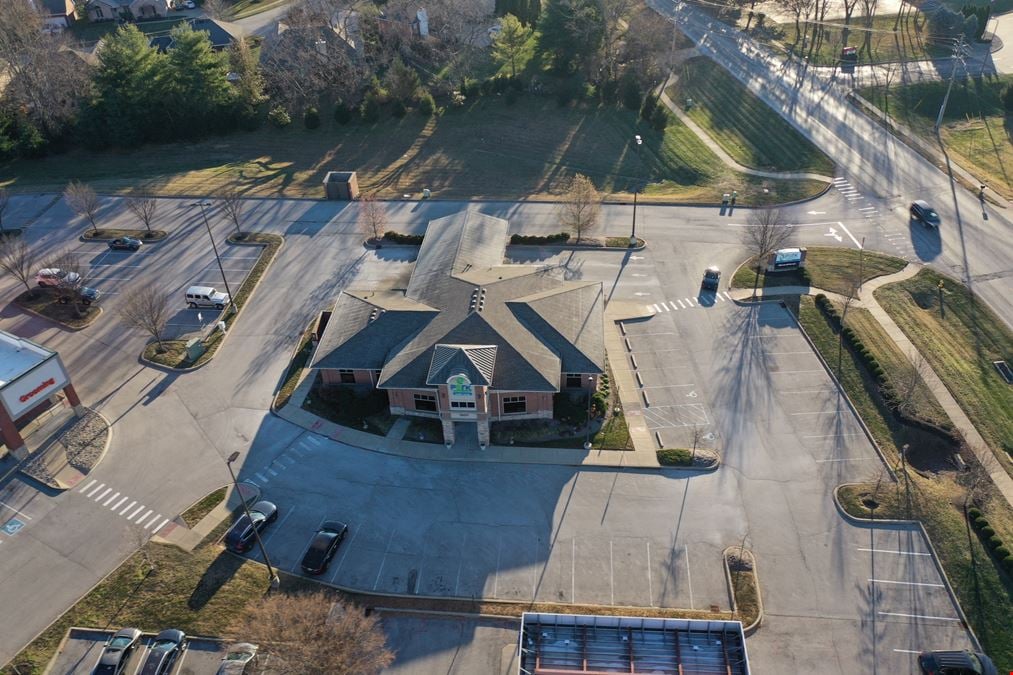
xmin=225 ymin=451 xmax=279 ymax=588
xmin=192 ymin=201 xmax=235 ymax=313
xmin=584 ymin=375 xmax=594 ymax=451
xmin=631 ymin=135 xmax=643 ymax=245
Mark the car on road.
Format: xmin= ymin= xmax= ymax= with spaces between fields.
xmin=701 ymin=266 xmax=721 ymax=291
xmin=35 ymin=268 xmax=81 ymax=287
xmin=910 ymin=200 xmax=940 ymax=227
xmin=93 ymin=627 xmax=142 ymax=675
xmin=107 ymin=237 xmax=142 ymax=251
xmin=138 ymin=629 xmax=186 ymax=675
xmin=216 ymin=643 xmax=259 ymax=675
xmin=224 ymin=501 xmax=278 ymax=553
xmin=56 ymin=286 xmax=100 ymax=306
xmin=918 ymin=649 xmax=997 ymax=675
xmin=300 ymin=521 xmax=348 ymax=575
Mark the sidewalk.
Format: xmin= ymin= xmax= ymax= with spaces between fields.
xmin=731 ymin=264 xmax=1013 ymax=511
xmin=272 ymin=302 xmax=664 ymax=468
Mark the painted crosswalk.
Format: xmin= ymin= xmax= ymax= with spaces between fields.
xmin=246 ymin=433 xmax=323 ymax=487
xmin=646 ymin=291 xmax=732 ymax=314
xmin=833 ymin=177 xmax=879 ymax=220
xmin=76 ymin=480 xmax=170 ymax=533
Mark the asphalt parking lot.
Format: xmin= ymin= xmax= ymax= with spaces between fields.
xmin=48 ymin=628 xmax=225 ymax=675
xmin=382 ymin=614 xmax=519 ymax=674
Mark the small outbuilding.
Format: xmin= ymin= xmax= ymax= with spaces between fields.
xmin=322 ymin=171 xmax=360 ymax=200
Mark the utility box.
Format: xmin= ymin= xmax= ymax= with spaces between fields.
xmin=185 ymin=338 xmax=206 ymax=362
xmin=323 ymin=171 xmax=360 ymax=200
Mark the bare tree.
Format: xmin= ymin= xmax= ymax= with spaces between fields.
xmin=125 ymin=196 xmax=158 ymax=233
xmin=958 ymin=447 xmax=1001 ymax=511
xmin=202 ymin=0 xmax=235 ymax=20
xmin=0 ymin=234 xmax=38 ymax=295
xmin=623 ymin=9 xmax=671 ymax=82
xmin=742 ymin=208 xmax=794 ymax=296
xmin=689 ymin=424 xmax=705 ymax=461
xmin=231 ymin=592 xmax=394 ymax=675
xmin=117 ymin=286 xmax=171 ymax=352
xmin=599 ymin=0 xmax=635 ymax=82
xmin=560 ymin=174 xmax=601 ymax=244
xmin=218 ymin=189 xmax=245 ymax=237
xmin=45 ymin=249 xmax=87 ymax=310
xmin=0 ymin=188 xmax=9 ymax=233
xmin=64 ymin=181 xmax=101 ymax=234
xmin=893 ymin=353 xmax=932 ymax=418
xmin=357 ymin=193 xmax=387 ymax=241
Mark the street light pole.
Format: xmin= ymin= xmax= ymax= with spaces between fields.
xmin=583 ymin=375 xmax=594 ymax=450
xmin=631 ymin=135 xmax=643 ymax=246
xmin=193 ymin=201 xmax=235 ymax=309
xmin=226 ymin=451 xmax=279 ymax=588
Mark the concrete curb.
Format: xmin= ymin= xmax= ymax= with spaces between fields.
xmin=137 ymin=235 xmax=284 ymax=372
xmin=366 ymin=239 xmax=650 ymax=252
xmin=373 ymin=607 xmax=522 ymax=622
xmin=79 ymin=230 xmax=169 ymax=244
xmin=832 ymin=483 xmax=983 ymax=652
xmin=722 ymin=546 xmax=763 ymax=636
xmin=13 ymin=300 xmax=104 ymax=332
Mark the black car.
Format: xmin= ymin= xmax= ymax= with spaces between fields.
xmin=108 ymin=237 xmax=142 ymax=251
xmin=918 ymin=649 xmax=997 ymax=675
xmin=224 ymin=501 xmax=278 ymax=553
xmin=300 ymin=521 xmax=348 ymax=575
xmin=56 ymin=286 xmax=100 ymax=306
xmin=93 ymin=627 xmax=142 ymax=675
xmin=701 ymin=266 xmax=721 ymax=291
xmin=139 ymin=629 xmax=186 ymax=675
xmin=910 ymin=200 xmax=941 ymax=227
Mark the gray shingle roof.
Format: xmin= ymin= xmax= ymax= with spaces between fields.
xmin=312 ymin=210 xmax=604 ymax=391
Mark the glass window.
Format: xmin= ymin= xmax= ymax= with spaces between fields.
xmin=450 ymin=401 xmax=476 ymax=409
xmin=338 ymin=369 xmax=355 ymax=384
xmin=565 ymin=374 xmax=582 ymax=388
xmin=503 ymin=396 xmax=526 ymax=414
xmin=414 ymin=394 xmax=437 ymax=412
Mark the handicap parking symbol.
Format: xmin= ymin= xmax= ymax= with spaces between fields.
xmin=2 ymin=518 xmax=25 ymax=536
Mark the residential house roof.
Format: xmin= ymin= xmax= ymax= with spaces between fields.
xmin=311 ymin=210 xmax=605 ymax=393
xmin=149 ymin=17 xmax=245 ymax=52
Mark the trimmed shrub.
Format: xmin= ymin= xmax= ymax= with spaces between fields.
xmin=391 ymin=100 xmax=407 ymax=118
xmin=989 ymin=535 xmax=1004 ymax=550
xmin=657 ymin=448 xmax=693 ymax=466
xmin=977 ymin=516 xmax=990 ymax=529
xmin=334 ymin=102 xmax=353 ymax=125
xmin=267 ymin=106 xmax=291 ymax=128
xmin=640 ymin=93 xmax=657 ymax=120
xmin=303 ymin=106 xmax=320 ymax=129
xmin=651 ymin=105 xmax=669 ymax=131
xmin=995 ymin=545 xmax=1011 ymax=559
xmin=968 ymin=507 xmax=982 ymax=520
xmin=980 ymin=525 xmax=995 ymax=537
xmin=382 ymin=231 xmax=424 ymax=245
xmin=360 ymin=92 xmax=381 ymax=122
xmin=418 ymin=90 xmax=436 ymax=116
xmin=621 ymin=74 xmax=641 ymax=110
xmin=815 ymin=293 xmax=827 ymax=304
xmin=510 ymin=232 xmax=570 ymax=245
xmin=1005 ymin=555 xmax=1013 ymax=573
xmin=590 ymin=391 xmax=607 ymax=417
xmin=1003 ymin=84 xmax=1013 ymax=113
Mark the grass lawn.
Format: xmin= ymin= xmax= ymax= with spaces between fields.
xmin=14 ymin=289 xmax=101 ymax=329
xmin=180 ymin=486 xmax=227 ymax=528
xmin=667 ymin=56 xmax=834 ymax=175
xmin=0 ymin=96 xmax=825 ymax=205
xmin=657 ymin=448 xmax=693 ymax=466
xmin=798 ymin=295 xmax=1013 ymax=669
xmin=875 ymin=269 xmax=1013 ymax=467
xmin=773 ymin=12 xmax=946 ymax=65
xmin=274 ymin=328 xmax=315 ymax=410
xmin=727 ymin=552 xmax=761 ymax=627
xmin=229 ymin=0 xmax=289 ymax=19
xmin=2 ymin=543 xmax=270 ymax=675
xmin=537 ymin=411 xmax=632 ymax=450
xmin=859 ymin=76 xmax=1013 ymax=198
xmin=731 ymin=246 xmax=907 ymax=296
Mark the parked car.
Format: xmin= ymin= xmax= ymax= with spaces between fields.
xmin=300 ymin=521 xmax=348 ymax=575
xmin=139 ymin=629 xmax=186 ymax=675
xmin=910 ymin=200 xmax=940 ymax=227
xmin=224 ymin=501 xmax=278 ymax=553
xmin=918 ymin=649 xmax=997 ymax=675
xmin=107 ymin=237 xmax=142 ymax=251
xmin=56 ymin=286 xmax=100 ymax=306
xmin=701 ymin=266 xmax=721 ymax=291
xmin=184 ymin=0 xmax=195 ymax=7
xmin=92 ymin=627 xmax=142 ymax=675
xmin=185 ymin=285 xmax=230 ymax=310
xmin=216 ymin=643 xmax=259 ymax=675
xmin=35 ymin=268 xmax=81 ymax=287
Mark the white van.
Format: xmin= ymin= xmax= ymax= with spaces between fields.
xmin=185 ymin=285 xmax=230 ymax=309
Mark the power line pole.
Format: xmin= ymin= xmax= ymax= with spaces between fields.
xmin=935 ymin=35 xmax=967 ymax=133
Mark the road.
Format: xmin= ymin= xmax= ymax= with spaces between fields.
xmin=651 ymin=0 xmax=1013 ymax=325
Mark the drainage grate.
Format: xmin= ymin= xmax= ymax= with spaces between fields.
xmin=994 ymin=361 xmax=1013 ymax=385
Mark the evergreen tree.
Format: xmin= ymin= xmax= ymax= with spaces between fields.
xmin=538 ymin=0 xmax=603 ymax=74
xmin=493 ymin=14 xmax=532 ymax=77
xmin=165 ymin=23 xmax=235 ymax=137
xmin=229 ymin=37 xmax=265 ymax=125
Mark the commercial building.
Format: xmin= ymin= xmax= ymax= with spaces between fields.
xmin=0 ymin=331 xmax=83 ymax=459
xmin=309 ymin=210 xmax=605 ymax=447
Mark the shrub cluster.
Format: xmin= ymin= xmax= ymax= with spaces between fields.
xmin=968 ymin=508 xmax=1013 ymax=574
xmin=657 ymin=448 xmax=693 ymax=466
xmin=509 ymin=232 xmax=570 ymax=245
xmin=381 ymin=231 xmax=424 ymax=245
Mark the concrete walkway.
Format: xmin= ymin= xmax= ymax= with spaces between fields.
xmin=656 ymin=65 xmax=835 ymax=184
xmin=731 ymin=264 xmax=1013 ymax=511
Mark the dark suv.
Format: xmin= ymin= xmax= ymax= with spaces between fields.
xmin=701 ymin=266 xmax=721 ymax=291
xmin=918 ymin=649 xmax=997 ymax=675
xmin=910 ymin=200 xmax=941 ymax=227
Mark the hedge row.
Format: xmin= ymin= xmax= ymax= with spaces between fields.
xmin=968 ymin=507 xmax=1013 ymax=574
xmin=382 ymin=231 xmax=424 ymax=245
xmin=509 ymin=232 xmax=570 ymax=245
xmin=813 ymin=294 xmax=958 ymax=444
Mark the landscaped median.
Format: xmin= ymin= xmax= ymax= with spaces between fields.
xmin=143 ymin=233 xmax=283 ymax=369
xmin=375 ymin=231 xmax=646 ymax=250
xmin=80 ymin=228 xmax=167 ymax=242
xmin=13 ymin=288 xmax=102 ymax=330
xmin=731 ymin=246 xmax=907 ymax=297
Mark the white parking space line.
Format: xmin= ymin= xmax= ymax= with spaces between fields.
xmin=304 ymin=434 xmax=322 ymax=446
xmin=646 ymin=541 xmax=653 ymax=607
xmin=641 ymin=384 xmax=696 ymax=389
xmin=791 ymin=411 xmax=840 ymax=416
xmin=571 ymin=539 xmax=575 ymax=604
xmin=767 ymin=351 xmax=813 ymax=355
xmin=781 ymin=388 xmax=836 ymax=394
xmin=869 ymin=578 xmax=944 ymax=588
xmin=119 ymin=500 xmax=137 ymax=516
xmin=878 ymin=611 xmax=960 ymax=621
xmin=0 ymin=500 xmax=32 ymax=520
xmin=609 ymin=540 xmax=615 ymax=606
xmin=102 ymin=491 xmax=121 ymax=507
xmin=255 ymin=472 xmax=269 ymax=484
xmin=857 ymin=548 xmax=930 ymax=556
xmin=454 ymin=533 xmax=468 ymax=595
xmin=373 ymin=530 xmax=397 ymax=590
xmin=266 ymin=468 xmax=278 ymax=477
xmin=771 ymin=369 xmax=824 ymax=374
xmin=804 ymin=432 xmax=863 ymax=438
xmin=815 ymin=457 xmax=876 ymax=463
xmin=685 ymin=544 xmax=694 ymax=610
xmin=78 ymin=479 xmax=97 ymax=493
xmin=893 ymin=649 xmax=922 ymax=654
xmin=110 ymin=496 xmax=128 ymax=511
xmin=260 ymin=508 xmax=296 ymax=548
